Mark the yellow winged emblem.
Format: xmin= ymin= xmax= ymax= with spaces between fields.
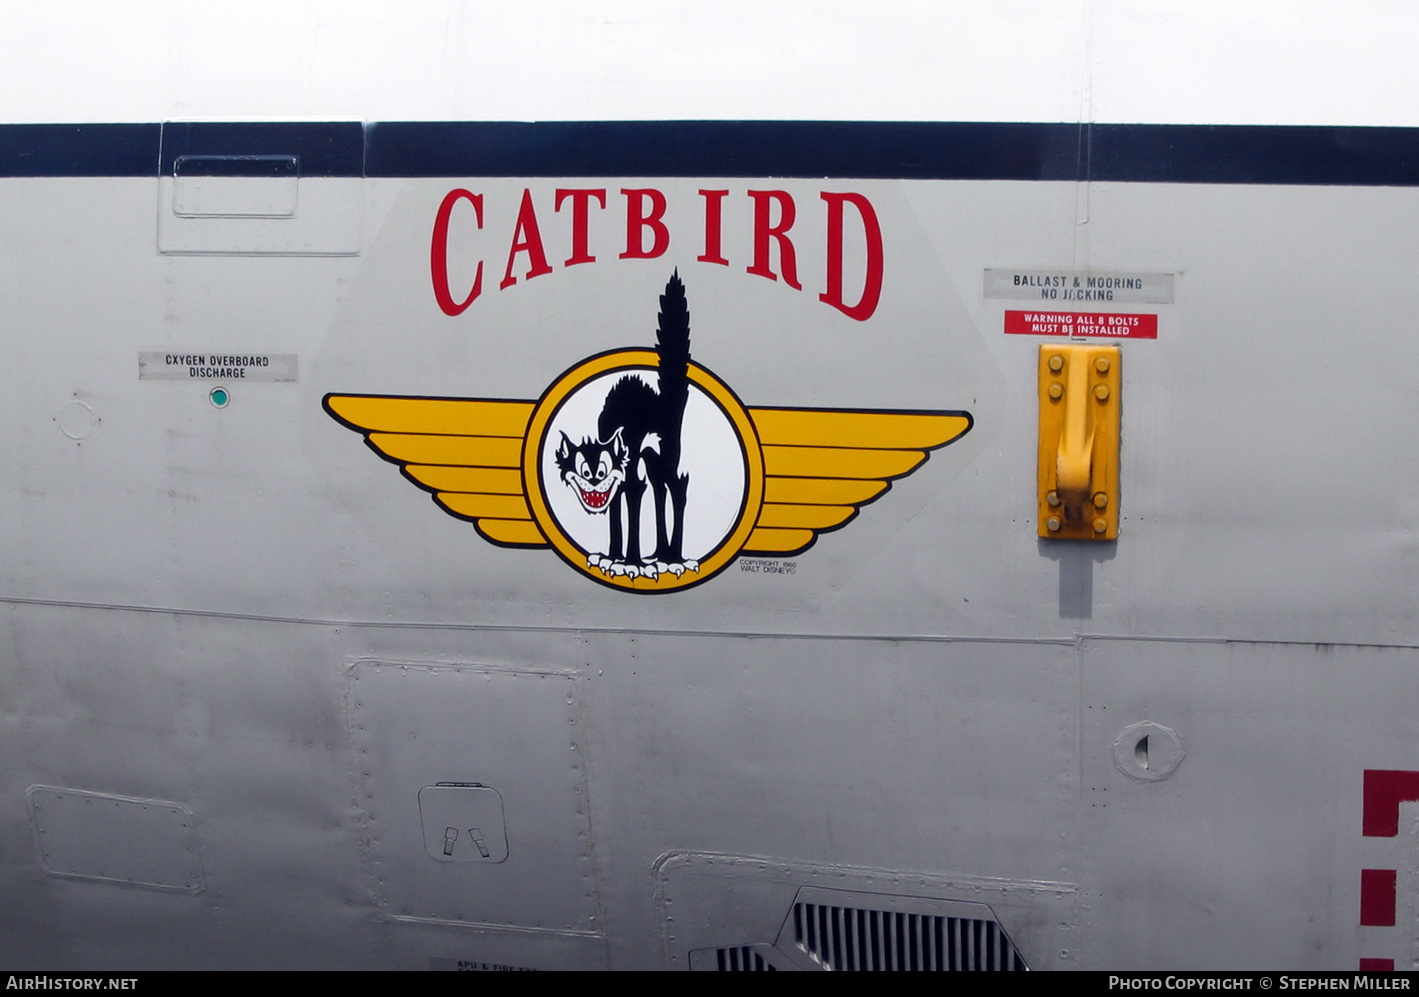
xmin=325 ymin=371 xmax=970 ymax=592
xmin=743 ymin=407 xmax=971 ymax=556
xmin=324 ymin=395 xmax=546 ymax=548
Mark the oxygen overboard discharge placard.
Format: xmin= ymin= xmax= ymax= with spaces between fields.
xmin=326 ymin=273 xmax=971 ymax=593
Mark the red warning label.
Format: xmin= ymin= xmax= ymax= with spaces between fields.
xmin=1004 ymin=310 xmax=1158 ymax=339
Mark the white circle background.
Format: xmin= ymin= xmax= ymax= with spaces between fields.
xmin=540 ymin=369 xmax=748 ymax=563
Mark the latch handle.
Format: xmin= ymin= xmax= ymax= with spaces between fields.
xmin=1055 ymin=353 xmax=1096 ymax=519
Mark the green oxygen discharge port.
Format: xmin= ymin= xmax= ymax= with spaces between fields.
xmin=209 ymin=386 xmax=230 ymax=408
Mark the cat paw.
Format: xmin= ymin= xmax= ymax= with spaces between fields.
xmin=588 ymin=554 xmax=617 ymax=575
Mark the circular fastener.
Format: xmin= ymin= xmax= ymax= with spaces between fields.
xmin=1094 ymin=356 xmax=1111 ymax=373
xmin=1093 ymin=518 xmax=1107 ymax=533
xmin=1046 ymin=516 xmax=1061 ymax=532
xmin=1113 ymin=721 xmax=1185 ymax=782
xmin=1048 ymin=354 xmax=1064 ymax=372
xmin=1048 ymin=383 xmax=1063 ymax=400
xmin=1046 ymin=490 xmax=1061 ymax=508
xmin=209 ymin=386 xmax=231 ymax=409
xmin=1093 ymin=492 xmax=1108 ymax=509
xmin=1094 ymin=384 xmax=1110 ymax=401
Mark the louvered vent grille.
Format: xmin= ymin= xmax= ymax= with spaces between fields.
xmin=791 ymin=902 xmax=1027 ymax=971
xmin=688 ymin=943 xmax=792 ymax=971
xmin=714 ymin=946 xmax=778 ymax=971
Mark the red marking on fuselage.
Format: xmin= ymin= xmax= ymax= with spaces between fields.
xmin=1358 ymin=769 xmax=1419 ymax=969
xmin=1361 ymin=869 xmax=1398 ymax=926
xmin=1363 ymin=770 xmax=1419 ymax=837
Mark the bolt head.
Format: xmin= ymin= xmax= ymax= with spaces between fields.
xmin=1094 ymin=384 xmax=1110 ymax=401
xmin=1093 ymin=492 xmax=1108 ymax=509
xmin=1093 ymin=518 xmax=1107 ymax=533
xmin=1046 ymin=490 xmax=1061 ymax=507
xmin=1049 ymin=382 xmax=1063 ymax=400
xmin=1094 ymin=356 xmax=1110 ymax=373
xmin=1047 ymin=516 xmax=1061 ymax=532
xmin=1049 ymin=355 xmax=1064 ymax=372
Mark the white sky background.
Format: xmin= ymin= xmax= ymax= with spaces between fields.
xmin=0 ymin=1 xmax=1417 ymax=125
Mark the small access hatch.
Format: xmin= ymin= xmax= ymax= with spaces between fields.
xmin=418 ymin=783 xmax=509 ymax=863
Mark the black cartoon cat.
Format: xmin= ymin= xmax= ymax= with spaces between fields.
xmin=555 ymin=272 xmax=695 ymax=579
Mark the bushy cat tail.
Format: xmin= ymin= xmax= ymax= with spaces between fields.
xmin=656 ymin=270 xmax=691 ymax=409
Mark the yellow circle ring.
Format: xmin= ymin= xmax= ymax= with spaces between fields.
xmin=522 ymin=349 xmax=764 ymax=592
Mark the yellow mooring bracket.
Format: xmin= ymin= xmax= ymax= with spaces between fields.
xmin=1038 ymin=344 xmax=1120 ymax=540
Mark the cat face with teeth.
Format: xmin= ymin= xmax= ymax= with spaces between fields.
xmin=555 ymin=428 xmax=628 ymax=514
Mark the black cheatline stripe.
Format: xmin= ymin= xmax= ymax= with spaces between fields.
xmin=0 ymin=123 xmax=159 ymax=177
xmin=1090 ymin=123 xmax=1419 ymax=186
xmin=363 ymin=120 xmax=1082 ymax=180
xmin=2 ymin=120 xmax=1419 ymax=185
